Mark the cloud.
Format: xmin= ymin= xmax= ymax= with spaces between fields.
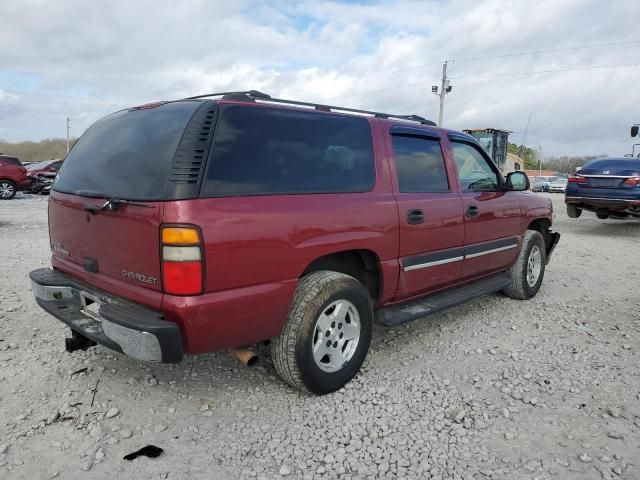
xmin=0 ymin=0 xmax=638 ymax=156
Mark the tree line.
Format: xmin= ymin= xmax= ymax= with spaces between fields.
xmin=508 ymin=142 xmax=607 ymax=173
xmin=0 ymin=137 xmax=611 ymax=174
xmin=0 ymin=138 xmax=77 ymax=162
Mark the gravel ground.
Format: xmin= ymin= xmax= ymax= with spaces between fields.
xmin=1 ymin=192 xmax=639 ymax=480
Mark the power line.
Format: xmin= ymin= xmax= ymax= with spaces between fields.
xmin=327 ymin=61 xmax=640 ymax=104
xmin=451 ymin=39 xmax=640 ymax=63
xmin=285 ymin=39 xmax=640 ymax=98
xmin=448 ymin=61 xmax=640 ymax=80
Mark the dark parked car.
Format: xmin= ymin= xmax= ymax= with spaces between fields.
xmin=531 ymin=180 xmax=549 ymax=192
xmin=30 ymin=91 xmax=559 ymax=394
xmin=30 ymin=171 xmax=57 ymax=194
xmin=26 ymin=160 xmax=63 ymax=191
xmin=0 ymin=155 xmax=29 ymax=199
xmin=565 ymin=158 xmax=640 ymax=219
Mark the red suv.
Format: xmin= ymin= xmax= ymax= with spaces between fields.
xmin=30 ymin=91 xmax=559 ymax=394
xmin=0 ymin=155 xmax=29 ymax=199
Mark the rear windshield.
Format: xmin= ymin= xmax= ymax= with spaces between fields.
xmin=54 ymin=101 xmax=202 ymax=200
xmin=0 ymin=156 xmax=21 ymax=166
xmin=583 ymin=159 xmax=640 ymax=171
xmin=201 ymin=105 xmax=374 ymax=197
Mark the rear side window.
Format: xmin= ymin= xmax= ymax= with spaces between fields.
xmin=201 ymin=106 xmax=374 ymax=197
xmin=391 ymin=135 xmax=449 ymax=192
xmin=54 ymin=101 xmax=202 ymax=200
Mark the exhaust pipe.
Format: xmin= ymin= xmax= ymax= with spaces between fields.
xmin=229 ymin=347 xmax=258 ymax=367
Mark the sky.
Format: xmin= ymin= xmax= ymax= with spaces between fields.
xmin=0 ymin=0 xmax=639 ymax=157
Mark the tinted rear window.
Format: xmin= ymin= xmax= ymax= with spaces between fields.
xmin=583 ymin=159 xmax=640 ymax=170
xmin=201 ymin=106 xmax=374 ymax=197
xmin=54 ymin=101 xmax=202 ymax=200
xmin=392 ymin=135 xmax=449 ymax=192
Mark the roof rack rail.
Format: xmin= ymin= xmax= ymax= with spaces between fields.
xmin=183 ymin=90 xmax=436 ymax=127
xmin=185 ymin=90 xmax=271 ymax=100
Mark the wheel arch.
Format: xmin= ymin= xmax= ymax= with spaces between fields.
xmin=300 ymin=249 xmax=382 ymax=305
xmin=526 ymin=218 xmax=552 ymax=247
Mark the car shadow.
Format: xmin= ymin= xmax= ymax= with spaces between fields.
xmin=89 ymin=307 xmax=458 ymax=397
xmin=573 ymin=219 xmax=640 ymax=238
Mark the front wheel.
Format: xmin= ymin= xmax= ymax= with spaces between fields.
xmin=596 ymin=212 xmax=609 ymax=220
xmin=503 ymin=230 xmax=547 ymax=300
xmin=0 ymin=180 xmax=16 ymax=200
xmin=271 ymin=271 xmax=373 ymax=395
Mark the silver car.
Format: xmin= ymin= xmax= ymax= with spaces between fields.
xmin=548 ymin=177 xmax=568 ymax=193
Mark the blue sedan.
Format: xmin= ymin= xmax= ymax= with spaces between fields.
xmin=565 ymin=158 xmax=640 ymax=219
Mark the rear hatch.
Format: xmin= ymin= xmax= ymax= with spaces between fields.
xmin=49 ymin=99 xmax=215 ymax=309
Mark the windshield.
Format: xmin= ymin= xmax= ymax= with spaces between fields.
xmin=53 ymin=100 xmax=202 ymax=200
xmin=27 ymin=161 xmax=52 ymax=170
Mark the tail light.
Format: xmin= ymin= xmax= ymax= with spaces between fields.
xmin=567 ymin=175 xmax=587 ymax=184
xmin=161 ymin=226 xmax=204 ymax=295
xmin=568 ymin=175 xmax=587 ymax=184
xmin=623 ymin=177 xmax=640 ymax=186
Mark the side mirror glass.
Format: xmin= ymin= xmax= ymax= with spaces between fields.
xmin=506 ymin=171 xmax=529 ymax=191
xmin=632 ymin=125 xmax=639 ymax=137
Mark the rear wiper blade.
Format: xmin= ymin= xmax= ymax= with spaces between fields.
xmin=84 ymin=198 xmax=153 ymax=215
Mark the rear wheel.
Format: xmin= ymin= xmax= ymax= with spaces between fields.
xmin=503 ymin=230 xmax=546 ymax=300
xmin=566 ymin=204 xmax=582 ymax=218
xmin=271 ymin=271 xmax=373 ymax=395
xmin=596 ymin=212 xmax=609 ymax=220
xmin=0 ymin=180 xmax=16 ymax=200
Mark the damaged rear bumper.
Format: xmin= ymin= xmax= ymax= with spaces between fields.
xmin=30 ymin=268 xmax=183 ymax=363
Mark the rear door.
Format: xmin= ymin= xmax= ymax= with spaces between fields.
xmin=389 ymin=126 xmax=465 ymax=300
xmin=447 ymin=134 xmax=521 ymax=280
xmin=48 ymin=100 xmax=207 ymax=309
xmin=49 ymin=194 xmax=165 ymax=307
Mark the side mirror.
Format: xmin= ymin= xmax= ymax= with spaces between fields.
xmin=505 ymin=171 xmax=530 ymax=191
xmin=632 ymin=126 xmax=639 ymax=137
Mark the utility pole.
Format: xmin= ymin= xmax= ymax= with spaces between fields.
xmin=432 ymin=61 xmax=452 ymax=127
xmin=66 ymin=117 xmax=70 ymax=155
xmin=518 ymin=112 xmax=532 ymax=167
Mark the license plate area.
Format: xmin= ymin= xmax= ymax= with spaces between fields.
xmin=79 ymin=291 xmax=102 ymax=321
xmin=587 ymin=178 xmax=622 ymax=188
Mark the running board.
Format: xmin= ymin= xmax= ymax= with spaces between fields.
xmin=376 ymin=272 xmax=511 ymax=326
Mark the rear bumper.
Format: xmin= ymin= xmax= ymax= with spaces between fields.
xmin=565 ymin=196 xmax=640 ymax=212
xmin=30 ymin=268 xmax=183 ymax=363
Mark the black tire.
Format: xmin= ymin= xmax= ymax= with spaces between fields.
xmin=566 ymin=204 xmax=582 ymax=218
xmin=596 ymin=212 xmax=609 ymax=220
xmin=271 ymin=271 xmax=373 ymax=395
xmin=0 ymin=180 xmax=16 ymax=200
xmin=503 ymin=230 xmax=546 ymax=300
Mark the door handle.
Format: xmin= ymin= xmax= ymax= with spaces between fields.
xmin=407 ymin=209 xmax=424 ymax=225
xmin=465 ymin=205 xmax=479 ymax=218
